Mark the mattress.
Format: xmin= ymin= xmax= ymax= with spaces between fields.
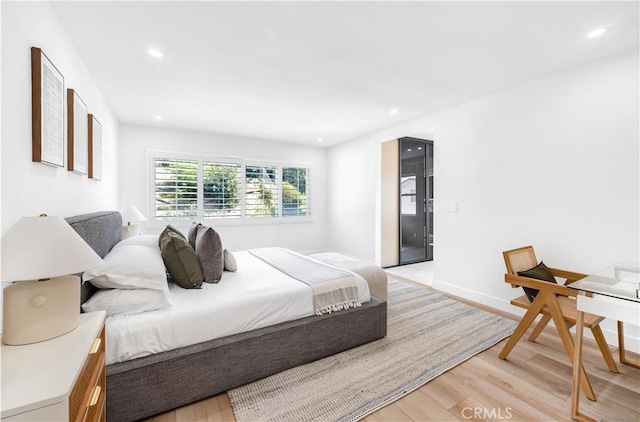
xmin=105 ymin=251 xmax=370 ymax=365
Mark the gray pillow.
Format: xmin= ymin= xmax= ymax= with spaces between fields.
xmin=224 ymin=248 xmax=237 ymax=272
xmin=187 ymin=222 xmax=201 ymax=249
xmin=195 ymin=225 xmax=224 ymax=283
xmin=160 ymin=230 xmax=203 ymax=289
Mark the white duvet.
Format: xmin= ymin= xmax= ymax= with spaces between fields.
xmin=105 ymin=251 xmax=370 ymax=365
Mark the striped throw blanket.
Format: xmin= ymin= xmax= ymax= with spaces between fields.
xmin=249 ymin=247 xmax=362 ymax=315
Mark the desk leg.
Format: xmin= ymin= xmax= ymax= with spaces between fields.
xmin=618 ymin=321 xmax=640 ymax=369
xmin=571 ymin=306 xmax=596 ymax=422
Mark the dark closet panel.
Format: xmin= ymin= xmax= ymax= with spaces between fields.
xmin=399 ymin=137 xmax=433 ymax=264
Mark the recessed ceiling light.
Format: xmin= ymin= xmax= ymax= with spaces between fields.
xmin=587 ymin=27 xmax=608 ymax=38
xmin=154 ymin=115 xmax=163 ymax=121
xmin=317 ymin=137 xmax=323 ymax=143
xmin=390 ymin=108 xmax=399 ymax=115
xmin=418 ymin=147 xmax=423 ymax=150
xmin=407 ymin=148 xmax=412 ymax=152
xmin=146 ymin=48 xmax=164 ymax=58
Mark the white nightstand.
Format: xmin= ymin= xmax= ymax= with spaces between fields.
xmin=1 ymin=311 xmax=106 ymax=421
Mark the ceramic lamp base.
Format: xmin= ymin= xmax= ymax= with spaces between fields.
xmin=2 ymin=275 xmax=80 ymax=345
xmin=121 ymin=224 xmax=139 ymax=239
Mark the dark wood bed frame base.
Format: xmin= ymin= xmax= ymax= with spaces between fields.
xmin=68 ymin=212 xmax=388 ymax=422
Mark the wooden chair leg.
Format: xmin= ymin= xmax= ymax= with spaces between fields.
xmin=499 ymin=295 xmax=546 ymax=360
xmin=542 ymin=291 xmax=596 ymax=402
xmin=591 ymin=325 xmax=619 ymax=373
xmin=528 ymin=315 xmax=551 ymax=342
xmin=618 ymin=321 xmax=640 ymax=369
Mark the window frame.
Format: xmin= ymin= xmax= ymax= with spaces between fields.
xmin=147 ymin=150 xmax=313 ymax=227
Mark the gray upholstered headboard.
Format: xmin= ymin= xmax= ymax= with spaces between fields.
xmin=66 ymin=211 xmax=122 ymax=258
xmin=65 ymin=211 xmax=122 ymax=305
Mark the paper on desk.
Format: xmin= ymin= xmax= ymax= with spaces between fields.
xmin=612 ymin=280 xmax=638 ymax=292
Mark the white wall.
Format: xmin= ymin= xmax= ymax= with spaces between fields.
xmin=1 ymin=2 xmax=119 ymax=335
xmin=433 ymin=49 xmax=639 ymax=350
xmin=433 ymin=49 xmax=639 ymax=309
xmin=1 ymin=2 xmax=119 ymax=234
xmin=327 ymin=135 xmax=379 ymax=261
xmin=328 ymin=49 xmax=639 ymax=348
xmin=118 ymin=124 xmax=328 ymax=252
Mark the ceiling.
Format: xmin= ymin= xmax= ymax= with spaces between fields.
xmin=51 ymin=1 xmax=639 ymax=147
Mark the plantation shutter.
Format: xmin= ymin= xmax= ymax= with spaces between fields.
xmin=282 ymin=167 xmax=310 ymax=217
xmin=153 ymin=157 xmax=198 ymax=219
xmin=245 ymin=165 xmax=280 ymax=218
xmin=203 ymin=162 xmax=242 ymax=218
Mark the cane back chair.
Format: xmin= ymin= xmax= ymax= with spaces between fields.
xmin=499 ymin=246 xmax=619 ymax=401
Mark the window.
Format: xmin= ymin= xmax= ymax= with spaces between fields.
xmin=203 ymin=162 xmax=242 ymax=218
xmin=282 ymin=167 xmax=309 ymax=217
xmin=400 ymin=175 xmax=416 ymax=215
xmin=245 ymin=165 xmax=279 ymax=218
xmin=153 ymin=158 xmax=198 ymax=219
xmin=150 ymin=153 xmax=311 ymax=222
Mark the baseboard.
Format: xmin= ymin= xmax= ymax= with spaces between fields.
xmin=432 ymin=278 xmax=640 ymax=354
xmin=432 ymin=278 xmax=519 ymax=316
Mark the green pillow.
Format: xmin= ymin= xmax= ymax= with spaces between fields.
xmin=158 ymin=224 xmax=186 ymax=248
xmin=517 ymin=261 xmax=557 ymax=303
xmin=160 ymin=230 xmax=203 ymax=289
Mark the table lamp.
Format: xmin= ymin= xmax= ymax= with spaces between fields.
xmin=1 ymin=214 xmax=103 ymax=345
xmin=120 ymin=205 xmax=147 ymax=238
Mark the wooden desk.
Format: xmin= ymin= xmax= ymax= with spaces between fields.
xmin=569 ymin=263 xmax=640 ymax=422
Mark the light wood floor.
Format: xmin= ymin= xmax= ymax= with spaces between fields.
xmin=148 ymin=279 xmax=640 ymax=422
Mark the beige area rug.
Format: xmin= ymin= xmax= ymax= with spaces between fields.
xmin=228 ymin=279 xmax=517 ymax=422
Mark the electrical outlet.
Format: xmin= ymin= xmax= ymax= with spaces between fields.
xmin=448 ymin=201 xmax=458 ymax=213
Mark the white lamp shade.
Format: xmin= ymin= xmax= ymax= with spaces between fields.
xmin=1 ymin=215 xmax=103 ymax=282
xmin=120 ymin=205 xmax=147 ymax=224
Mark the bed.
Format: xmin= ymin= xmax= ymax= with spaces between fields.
xmin=66 ymin=211 xmax=387 ymax=422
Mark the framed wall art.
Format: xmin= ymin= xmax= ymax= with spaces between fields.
xmin=31 ymin=47 xmax=65 ymax=167
xmin=88 ymin=114 xmax=102 ymax=180
xmin=67 ymin=89 xmax=88 ymax=174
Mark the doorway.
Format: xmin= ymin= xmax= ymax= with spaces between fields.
xmin=400 ymin=137 xmax=433 ymax=264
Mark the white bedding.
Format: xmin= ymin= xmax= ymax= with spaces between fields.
xmin=105 ymin=251 xmax=370 ymax=365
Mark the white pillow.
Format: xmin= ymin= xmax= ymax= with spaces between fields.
xmin=224 ymin=248 xmax=237 ymax=272
xmin=82 ymin=289 xmax=172 ymax=316
xmin=83 ymin=243 xmax=168 ymax=292
xmin=114 ymin=234 xmax=159 ymax=250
